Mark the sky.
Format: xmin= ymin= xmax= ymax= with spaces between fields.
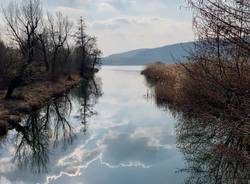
xmin=0 ymin=0 xmax=194 ymax=56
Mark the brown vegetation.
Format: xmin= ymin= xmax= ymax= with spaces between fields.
xmin=142 ymin=60 xmax=250 ymax=183
xmin=0 ymin=74 xmax=80 ymax=130
xmin=142 ymin=1 xmax=250 ymax=180
xmin=0 ymin=1 xmax=101 ymax=130
xmin=142 ymin=63 xmax=184 ymax=104
xmin=0 ymin=0 xmax=101 ymax=99
xmin=142 ymin=62 xmax=250 ymax=122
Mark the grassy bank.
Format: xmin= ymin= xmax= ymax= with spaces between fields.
xmin=143 ymin=62 xmax=250 ymax=178
xmin=0 ymin=75 xmax=81 ymax=133
xmin=141 ymin=63 xmax=185 ymax=105
xmin=142 ymin=63 xmax=250 ymax=122
xmin=142 ymin=61 xmax=250 ymax=152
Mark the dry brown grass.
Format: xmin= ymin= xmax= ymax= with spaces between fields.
xmin=0 ymin=74 xmax=81 ymax=129
xmin=142 ymin=62 xmax=250 ymax=119
xmin=143 ymin=62 xmax=250 ymax=158
xmin=142 ymin=63 xmax=185 ymax=104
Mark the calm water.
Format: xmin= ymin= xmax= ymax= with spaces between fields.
xmin=0 ymin=66 xmax=186 ymax=184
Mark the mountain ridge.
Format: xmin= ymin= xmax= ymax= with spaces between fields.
xmin=102 ymin=41 xmax=194 ymax=65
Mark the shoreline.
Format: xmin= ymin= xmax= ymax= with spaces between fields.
xmin=141 ymin=63 xmax=184 ymax=105
xmin=0 ymin=74 xmax=81 ymax=133
xmin=142 ymin=63 xmax=250 ymax=132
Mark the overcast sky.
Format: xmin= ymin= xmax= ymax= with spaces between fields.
xmin=0 ymin=0 xmax=194 ymax=56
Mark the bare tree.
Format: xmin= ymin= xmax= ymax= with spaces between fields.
xmin=87 ymin=38 xmax=102 ymax=73
xmin=1 ymin=1 xmax=102 ymax=100
xmin=3 ymin=0 xmax=43 ymax=99
xmin=0 ymin=39 xmax=19 ymax=88
xmin=182 ymin=0 xmax=250 ymax=122
xmin=187 ymin=0 xmax=250 ymax=76
xmin=74 ymin=17 xmax=101 ymax=77
xmin=75 ymin=17 xmax=87 ymax=77
xmin=47 ymin=12 xmax=72 ymax=79
xmin=37 ymin=27 xmax=50 ymax=72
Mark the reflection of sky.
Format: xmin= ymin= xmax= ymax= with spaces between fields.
xmin=0 ymin=66 xmax=186 ymax=184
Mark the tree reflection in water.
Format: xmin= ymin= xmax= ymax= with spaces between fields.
xmin=71 ymin=76 xmax=102 ymax=134
xmin=10 ymin=76 xmax=102 ymax=173
xmin=14 ymin=110 xmax=50 ymax=173
xmin=154 ymin=97 xmax=250 ymax=184
xmin=176 ymin=116 xmax=249 ymax=184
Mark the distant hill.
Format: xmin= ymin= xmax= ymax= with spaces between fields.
xmin=102 ymin=42 xmax=195 ymax=65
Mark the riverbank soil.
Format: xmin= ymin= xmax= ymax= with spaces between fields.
xmin=0 ymin=74 xmax=80 ymax=131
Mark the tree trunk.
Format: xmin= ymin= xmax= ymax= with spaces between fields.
xmin=5 ymin=76 xmax=22 ymax=99
xmin=80 ymin=62 xmax=84 ymax=77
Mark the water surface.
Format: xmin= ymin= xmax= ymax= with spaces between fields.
xmin=0 ymin=66 xmax=186 ymax=184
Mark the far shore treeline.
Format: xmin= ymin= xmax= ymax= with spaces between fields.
xmin=0 ymin=0 xmax=101 ymax=99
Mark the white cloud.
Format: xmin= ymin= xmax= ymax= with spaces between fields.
xmin=105 ymin=0 xmax=136 ymax=10
xmin=1 ymin=0 xmax=194 ymax=57
xmin=97 ymin=2 xmax=118 ymax=14
xmin=87 ymin=16 xmax=193 ymax=55
xmin=55 ymin=6 xmax=86 ymax=16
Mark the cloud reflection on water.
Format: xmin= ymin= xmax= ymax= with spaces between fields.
xmin=0 ymin=66 xmax=185 ymax=184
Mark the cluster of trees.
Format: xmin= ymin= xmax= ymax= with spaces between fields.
xmin=180 ymin=0 xmax=250 ymax=121
xmin=0 ymin=0 xmax=101 ymax=99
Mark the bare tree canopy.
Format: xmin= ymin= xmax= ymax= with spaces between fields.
xmin=0 ymin=0 xmax=101 ymax=99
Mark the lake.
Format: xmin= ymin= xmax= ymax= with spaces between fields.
xmin=0 ymin=66 xmax=187 ymax=184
